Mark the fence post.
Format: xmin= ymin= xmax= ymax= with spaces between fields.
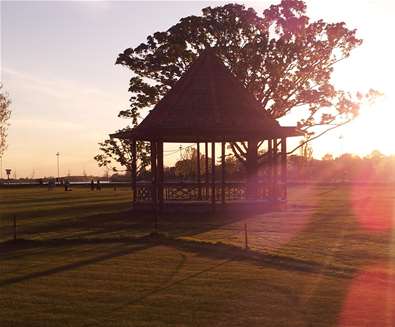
xmin=244 ymin=223 xmax=248 ymax=250
xmin=13 ymin=215 xmax=17 ymax=241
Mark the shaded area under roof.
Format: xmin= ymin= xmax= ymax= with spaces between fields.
xmin=114 ymin=49 xmax=302 ymax=142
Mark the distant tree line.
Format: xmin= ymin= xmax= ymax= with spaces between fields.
xmin=110 ymin=146 xmax=395 ymax=184
xmin=290 ymin=150 xmax=395 ymax=183
xmin=6 ymin=149 xmax=393 ymax=185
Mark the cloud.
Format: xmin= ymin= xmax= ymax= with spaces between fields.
xmin=2 ymin=68 xmax=115 ymax=101
xmin=11 ymin=117 xmax=85 ymax=131
xmin=2 ymin=67 xmax=126 ymax=130
xmin=1 ymin=66 xmax=129 ymax=177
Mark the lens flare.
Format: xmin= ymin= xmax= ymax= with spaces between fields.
xmin=339 ymin=264 xmax=395 ymax=327
xmin=351 ymin=183 xmax=395 ymax=232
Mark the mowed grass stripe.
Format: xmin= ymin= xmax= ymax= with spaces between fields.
xmin=0 ymin=257 xmax=361 ymax=326
xmin=1 ymin=185 xmax=395 ymax=326
xmin=1 ymin=188 xmax=132 ymax=215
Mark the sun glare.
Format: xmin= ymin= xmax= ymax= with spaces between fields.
xmin=340 ymin=96 xmax=395 ymax=157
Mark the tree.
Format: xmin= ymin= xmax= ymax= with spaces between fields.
xmin=98 ymin=0 xmax=378 ymax=172
xmin=0 ymin=84 xmax=11 ymax=156
xmin=322 ymin=153 xmax=334 ymax=161
xmin=299 ymin=137 xmax=313 ymax=161
xmin=367 ymin=149 xmax=384 ymax=161
xmin=174 ymin=147 xmax=197 ymax=178
xmin=174 ymin=146 xmax=208 ymax=178
xmin=94 ymin=138 xmax=150 ymax=175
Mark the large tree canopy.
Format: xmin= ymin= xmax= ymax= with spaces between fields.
xmin=0 ymin=84 xmax=11 ymax=156
xmin=96 ymin=0 xmax=377 ymax=171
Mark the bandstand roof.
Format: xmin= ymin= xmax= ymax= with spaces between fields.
xmin=114 ymin=49 xmax=302 ymax=142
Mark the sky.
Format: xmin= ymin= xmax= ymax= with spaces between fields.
xmin=1 ymin=0 xmax=394 ymax=178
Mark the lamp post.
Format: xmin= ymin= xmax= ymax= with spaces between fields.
xmin=5 ymin=168 xmax=11 ymax=182
xmin=179 ymin=145 xmax=183 ymax=160
xmin=56 ymin=152 xmax=60 ymax=183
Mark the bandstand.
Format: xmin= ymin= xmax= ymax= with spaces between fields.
xmin=114 ymin=49 xmax=302 ymax=212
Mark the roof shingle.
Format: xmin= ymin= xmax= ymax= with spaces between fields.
xmin=114 ymin=49 xmax=301 ymax=142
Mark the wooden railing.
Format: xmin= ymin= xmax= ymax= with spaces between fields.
xmin=135 ymin=181 xmax=286 ymax=202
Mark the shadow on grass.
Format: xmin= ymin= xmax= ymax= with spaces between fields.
xmin=0 ymin=231 xmax=356 ymax=289
xmin=160 ymin=236 xmax=356 ymax=278
xmin=82 ymin=255 xmax=235 ymax=327
xmin=3 ymin=185 xmax=393 ymax=326
xmin=0 ymin=207 xmax=257 ymax=279
xmin=0 ymin=237 xmax=152 ymax=288
xmin=1 ymin=207 xmax=252 ymax=243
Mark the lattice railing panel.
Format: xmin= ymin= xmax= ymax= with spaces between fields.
xmin=136 ymin=184 xmax=152 ymax=201
xmin=165 ymin=185 xmax=199 ymax=201
xmin=135 ymin=181 xmax=277 ymax=202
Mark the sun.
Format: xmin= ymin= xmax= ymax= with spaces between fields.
xmin=341 ymin=95 xmax=395 ymax=156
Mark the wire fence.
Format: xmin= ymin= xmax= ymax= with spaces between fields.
xmin=0 ymin=211 xmax=318 ymax=255
xmin=0 ymin=214 xmax=250 ymax=243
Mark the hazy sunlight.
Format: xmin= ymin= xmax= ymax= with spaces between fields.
xmin=345 ymin=97 xmax=395 ymax=156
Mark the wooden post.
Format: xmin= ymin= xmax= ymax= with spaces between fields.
xmin=205 ymin=142 xmax=209 ymax=200
xmin=157 ymin=141 xmax=164 ymax=210
xmin=211 ymin=142 xmax=216 ymax=209
xmin=273 ymin=139 xmax=278 ymax=200
xmin=150 ymin=141 xmax=157 ymax=212
xmin=281 ymin=137 xmax=287 ymax=200
xmin=197 ymin=142 xmax=201 ymax=200
xmin=268 ymin=139 xmax=273 ymax=199
xmin=244 ymin=223 xmax=248 ymax=250
xmin=246 ymin=139 xmax=258 ymax=200
xmin=221 ymin=141 xmax=226 ymax=204
xmin=131 ymin=139 xmax=137 ymax=206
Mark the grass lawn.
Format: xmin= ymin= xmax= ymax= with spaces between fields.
xmin=1 ymin=184 xmax=395 ymax=326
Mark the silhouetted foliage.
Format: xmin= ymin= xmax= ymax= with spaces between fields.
xmin=288 ymin=150 xmax=395 ymax=183
xmin=97 ymin=0 xmax=379 ymax=170
xmin=171 ymin=147 xmax=244 ymax=180
xmin=322 ymin=153 xmax=334 ymax=161
xmin=94 ymin=138 xmax=150 ymax=174
xmin=0 ymin=84 xmax=11 ymax=156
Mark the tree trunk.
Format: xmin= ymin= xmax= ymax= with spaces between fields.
xmin=246 ymin=139 xmax=259 ymax=200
